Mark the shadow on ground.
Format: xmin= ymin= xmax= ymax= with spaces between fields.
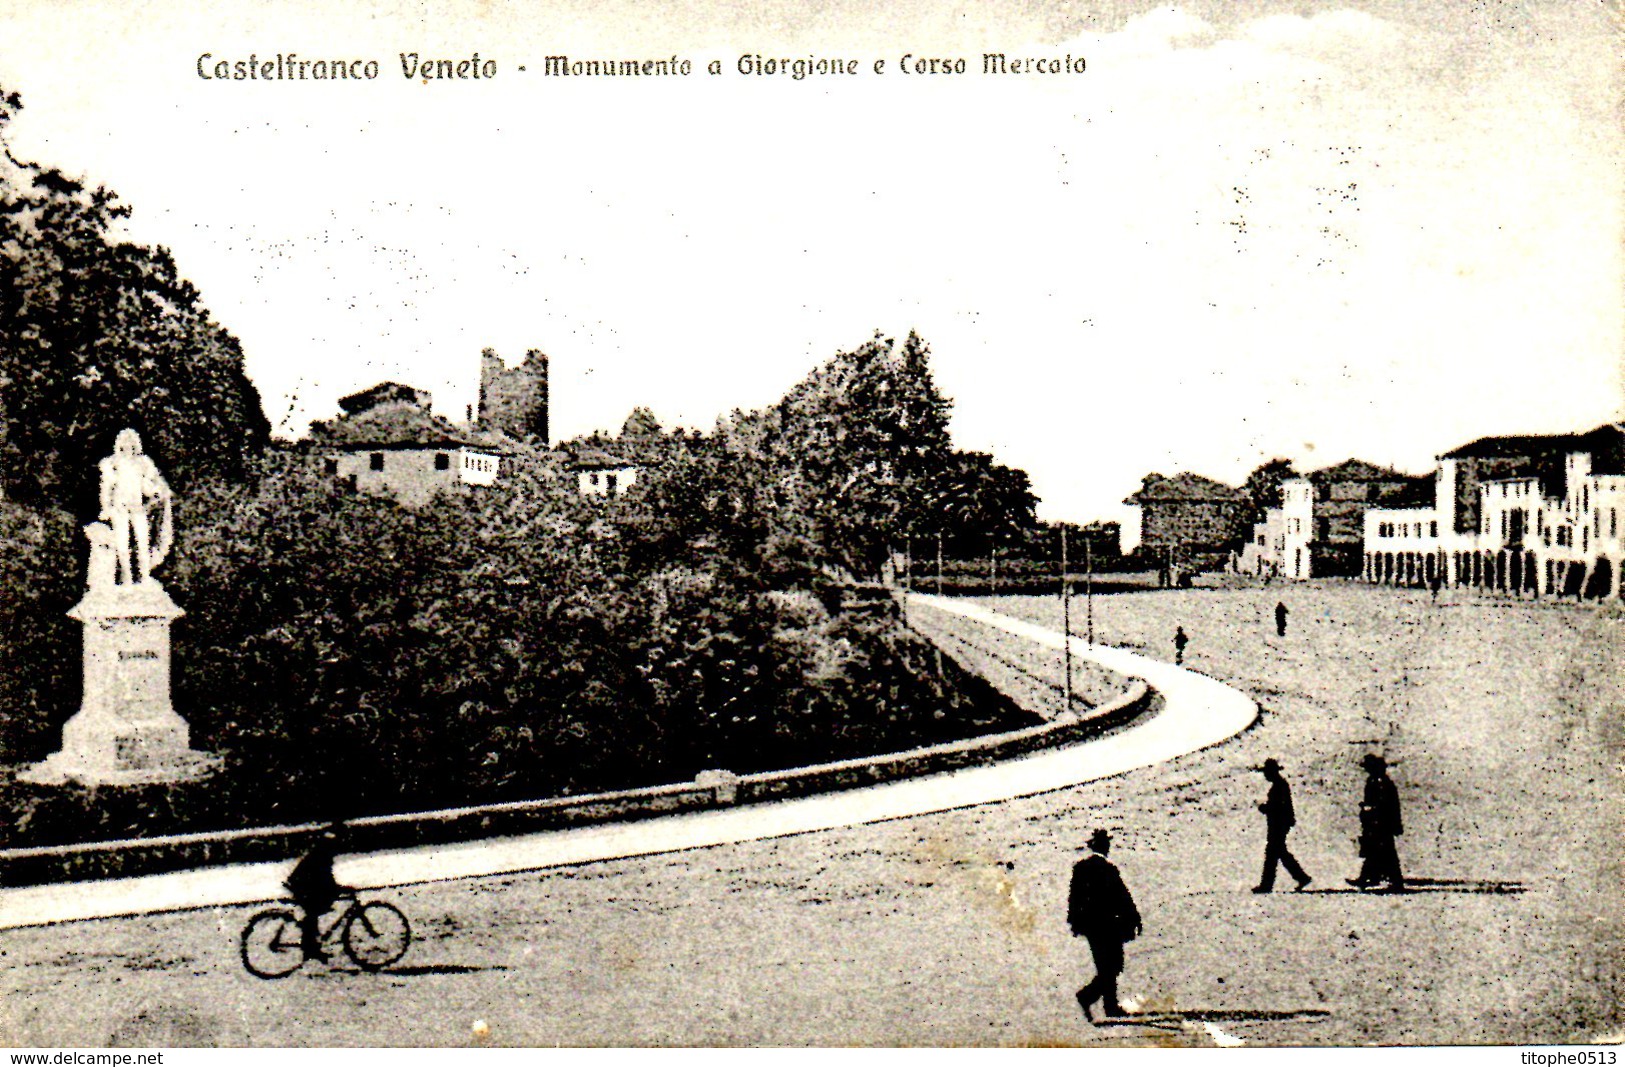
xmin=1300 ymin=877 xmax=1526 ymax=896
xmin=1099 ymin=1008 xmax=1333 ymax=1027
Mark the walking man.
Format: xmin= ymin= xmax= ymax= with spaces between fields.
xmin=1068 ymin=829 xmax=1142 ymax=1024
xmin=1348 ymin=755 xmax=1405 ymax=891
xmin=1173 ymin=626 xmax=1189 ymax=665
xmin=1253 ymin=758 xmax=1311 ymax=893
xmin=1274 ymin=601 xmax=1289 ymax=638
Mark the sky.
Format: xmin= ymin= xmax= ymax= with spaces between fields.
xmin=0 ymin=0 xmax=1619 ymax=524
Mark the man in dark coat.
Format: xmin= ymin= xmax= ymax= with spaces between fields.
xmin=1274 ymin=601 xmax=1289 ymax=637
xmin=1348 ymin=755 xmax=1404 ymax=891
xmin=286 ymin=824 xmax=350 ymax=961
xmin=1173 ymin=626 xmax=1189 ymax=665
xmin=1253 ymin=758 xmax=1311 ymax=893
xmin=1068 ymin=829 xmax=1142 ymax=1023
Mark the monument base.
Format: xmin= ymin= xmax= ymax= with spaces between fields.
xmin=17 ymin=744 xmax=221 ymax=788
xmin=19 ymin=580 xmax=221 ymax=788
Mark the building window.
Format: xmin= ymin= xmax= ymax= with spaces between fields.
xmin=435 ymin=452 xmax=450 ymax=471
xmin=590 ymin=472 xmax=600 ymax=486
xmin=323 ymin=457 xmax=338 ymax=476
xmin=1612 ymin=509 xmax=1618 ymax=538
xmin=1429 ymin=521 xmax=1438 ymax=538
xmin=607 ymin=473 xmax=618 ymax=494
xmin=370 ymin=452 xmax=385 ymax=471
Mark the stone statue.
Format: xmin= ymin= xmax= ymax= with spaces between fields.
xmin=98 ymin=428 xmax=173 ymax=586
xmin=20 ymin=429 xmax=216 ymax=786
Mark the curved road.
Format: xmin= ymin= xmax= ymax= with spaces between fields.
xmin=0 ymin=596 xmax=1257 ymax=931
xmin=2 ymin=583 xmax=1615 ymax=1047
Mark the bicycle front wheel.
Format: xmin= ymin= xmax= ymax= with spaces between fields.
xmin=343 ymin=901 xmax=410 ymax=971
xmin=241 ymin=908 xmax=304 ymax=979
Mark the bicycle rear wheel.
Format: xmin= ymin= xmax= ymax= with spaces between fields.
xmin=343 ymin=901 xmax=410 ymax=971
xmin=241 ymin=908 xmax=304 ymax=979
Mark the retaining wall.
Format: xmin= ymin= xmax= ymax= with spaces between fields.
xmin=0 ymin=665 xmax=1152 ymax=890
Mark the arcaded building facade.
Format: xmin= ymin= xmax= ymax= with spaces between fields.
xmin=1363 ymin=424 xmax=1625 ymax=599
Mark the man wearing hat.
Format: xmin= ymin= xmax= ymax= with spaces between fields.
xmin=1067 ymin=829 xmax=1142 ymax=1023
xmin=1253 ymin=758 xmax=1312 ymax=893
xmin=1349 ymin=754 xmax=1405 ymax=890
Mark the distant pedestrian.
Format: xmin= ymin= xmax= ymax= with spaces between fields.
xmin=1274 ymin=601 xmax=1289 ymax=638
xmin=1253 ymin=758 xmax=1311 ymax=893
xmin=1173 ymin=626 xmax=1188 ymax=665
xmin=1068 ymin=829 xmax=1142 ymax=1024
xmin=1348 ymin=755 xmax=1405 ymax=891
xmin=1430 ymin=571 xmax=1442 ymax=601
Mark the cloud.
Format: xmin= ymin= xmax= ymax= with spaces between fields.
xmin=1099 ymin=6 xmax=1218 ymax=56
xmin=1243 ymin=10 xmax=1404 ymax=57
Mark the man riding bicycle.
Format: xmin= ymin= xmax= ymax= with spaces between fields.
xmin=285 ymin=824 xmax=351 ymax=961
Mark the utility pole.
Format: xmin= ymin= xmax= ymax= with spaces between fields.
xmin=896 ymin=534 xmax=908 ymax=624
xmin=990 ymin=540 xmax=999 ymax=596
xmin=1085 ymin=533 xmax=1095 ymax=646
xmin=1061 ymin=525 xmax=1073 ymax=716
xmin=935 ymin=532 xmax=944 ymax=596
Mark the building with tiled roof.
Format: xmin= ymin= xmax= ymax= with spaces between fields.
xmin=1238 ymin=459 xmax=1428 ymax=580
xmin=563 ymin=445 xmax=642 ymax=497
xmin=307 ymin=382 xmax=513 ymax=505
xmin=1365 ymin=423 xmax=1625 ymax=599
xmin=1121 ymin=473 xmax=1251 ymax=582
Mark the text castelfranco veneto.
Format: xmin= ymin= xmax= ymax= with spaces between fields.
xmin=194 ymin=52 xmax=1086 ymax=82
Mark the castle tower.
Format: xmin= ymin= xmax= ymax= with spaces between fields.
xmin=476 ymin=348 xmax=550 ymax=444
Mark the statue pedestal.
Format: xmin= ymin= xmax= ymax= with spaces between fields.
xmin=19 ymin=581 xmax=219 ymax=787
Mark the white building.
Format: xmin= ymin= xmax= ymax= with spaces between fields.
xmin=1363 ymin=424 xmax=1625 ymax=598
xmin=1238 ymin=508 xmax=1286 ymax=579
xmin=1238 ymin=461 xmax=1426 ymax=580
xmin=308 ymin=382 xmax=511 ymax=506
xmin=567 ymin=446 xmax=641 ymax=497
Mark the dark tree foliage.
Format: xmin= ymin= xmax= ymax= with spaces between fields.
xmin=619 ymin=330 xmax=1044 ymax=580
xmin=1243 ymin=458 xmax=1299 ymax=521
xmin=765 ymin=330 xmax=954 ymax=578
xmin=0 ymin=88 xmax=269 ymax=514
xmin=927 ymin=451 xmax=1040 ymax=557
xmin=619 ymin=405 xmax=662 ymax=441
xmin=0 ymin=500 xmax=80 ymax=759
xmin=0 ymin=267 xmax=1040 ymax=846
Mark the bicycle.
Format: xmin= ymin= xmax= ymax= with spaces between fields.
xmin=240 ymin=891 xmax=411 ymax=979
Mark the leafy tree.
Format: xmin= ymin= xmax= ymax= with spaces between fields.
xmin=759 ymin=330 xmax=953 ymax=578
xmin=619 ymin=406 xmax=662 ymax=440
xmin=0 ymin=87 xmax=268 ymax=513
xmin=927 ymin=451 xmax=1039 ymax=555
xmin=1242 ymin=458 xmax=1298 ymax=521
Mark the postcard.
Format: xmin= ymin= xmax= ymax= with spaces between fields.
xmin=0 ymin=0 xmax=1619 ymax=1050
